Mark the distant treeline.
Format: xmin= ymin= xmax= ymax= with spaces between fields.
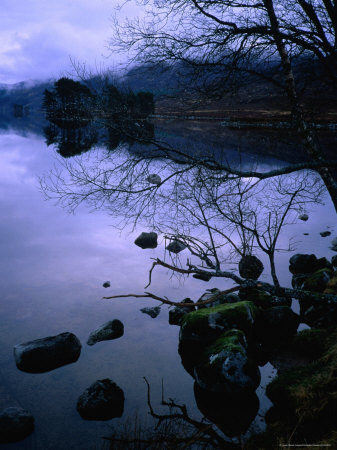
xmin=42 ymin=77 xmax=155 ymax=157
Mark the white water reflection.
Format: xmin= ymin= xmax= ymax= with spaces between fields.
xmin=0 ymin=131 xmax=335 ymax=449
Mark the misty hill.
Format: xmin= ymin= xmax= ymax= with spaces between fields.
xmin=1 ymin=59 xmax=336 ymax=136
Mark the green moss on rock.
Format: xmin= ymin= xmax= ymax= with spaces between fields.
xmin=180 ymin=301 xmax=259 ymax=345
xmin=194 ymin=329 xmax=260 ymax=394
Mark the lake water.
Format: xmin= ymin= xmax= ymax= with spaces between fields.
xmin=0 ymin=127 xmax=335 ymax=449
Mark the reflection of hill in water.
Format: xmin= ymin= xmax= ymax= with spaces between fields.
xmin=1 ymin=114 xmax=334 ymax=168
xmin=155 ymin=119 xmax=312 ymax=165
xmin=0 ymin=114 xmax=319 ymax=167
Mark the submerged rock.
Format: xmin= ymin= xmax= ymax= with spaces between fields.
xmin=194 ymin=329 xmax=261 ymax=395
xmin=140 ymin=306 xmax=161 ymax=318
xmin=239 ymin=255 xmax=264 ymax=280
xmin=0 ymin=407 xmax=34 ymax=443
xmin=14 ymin=332 xmax=81 ymax=373
xmin=76 ymin=379 xmax=124 ymax=420
xmin=299 ymin=213 xmax=309 ymax=221
xmin=87 ymin=320 xmax=124 ymax=346
xmin=102 ymin=281 xmax=110 ymax=288
xmin=134 ymin=232 xmax=158 ymax=249
xmin=166 ymin=239 xmax=186 ymax=254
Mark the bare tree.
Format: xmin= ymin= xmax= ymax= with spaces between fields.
xmin=110 ymin=0 xmax=337 ymax=210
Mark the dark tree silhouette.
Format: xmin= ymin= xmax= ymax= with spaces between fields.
xmin=110 ymin=0 xmax=337 ymax=210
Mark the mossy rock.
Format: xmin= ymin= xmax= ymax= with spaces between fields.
xmin=194 ymin=329 xmax=260 ymax=394
xmin=179 ymin=301 xmax=259 ymax=346
xmin=302 ymin=268 xmax=333 ymax=293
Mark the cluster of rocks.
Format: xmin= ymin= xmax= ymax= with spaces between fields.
xmin=289 ymin=253 xmax=337 ymax=327
xmin=6 ymin=319 xmax=125 ymax=442
xmin=170 ymin=256 xmax=301 ymax=402
xmin=134 ymin=231 xmax=188 ymax=257
xmin=169 ymin=248 xmax=337 ymax=438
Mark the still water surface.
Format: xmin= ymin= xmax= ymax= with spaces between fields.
xmin=0 ymin=130 xmax=335 ymax=449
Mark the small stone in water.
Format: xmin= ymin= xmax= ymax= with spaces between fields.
xmin=320 ymin=231 xmax=331 ymax=237
xmin=102 ymin=281 xmax=110 ymax=288
xmin=140 ymin=306 xmax=161 ymax=318
xmin=299 ymin=213 xmax=309 ymax=221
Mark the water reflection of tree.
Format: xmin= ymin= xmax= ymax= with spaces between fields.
xmin=41 ymin=144 xmax=324 ymax=286
xmin=41 ymin=106 xmax=337 ymax=450
xmin=106 ymin=378 xmax=240 ymax=449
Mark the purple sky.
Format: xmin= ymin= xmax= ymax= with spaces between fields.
xmin=1 ymin=0 xmax=140 ymax=84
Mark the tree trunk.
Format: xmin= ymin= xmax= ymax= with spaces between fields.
xmin=264 ymin=0 xmax=337 ymax=212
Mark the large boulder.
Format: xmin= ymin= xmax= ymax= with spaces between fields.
xmin=14 ymin=332 xmax=81 ymax=373
xmin=0 ymin=407 xmax=34 ymax=443
xmin=87 ymin=320 xmax=124 ymax=346
xmin=239 ymin=255 xmax=264 ymax=280
xmin=179 ymin=301 xmax=259 ymax=347
xmin=76 ymin=379 xmax=124 ymax=420
xmin=194 ymin=329 xmax=261 ymax=395
xmin=134 ymin=232 xmax=158 ymax=249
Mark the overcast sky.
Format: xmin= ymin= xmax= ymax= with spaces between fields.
xmin=1 ymin=0 xmax=139 ymax=85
